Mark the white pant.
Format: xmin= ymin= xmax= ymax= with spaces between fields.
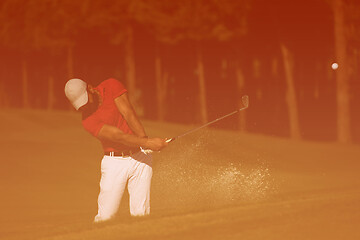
xmin=94 ymin=151 xmax=153 ymax=222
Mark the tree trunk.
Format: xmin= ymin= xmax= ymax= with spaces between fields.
xmin=22 ymin=59 xmax=29 ymax=109
xmin=333 ymin=0 xmax=351 ymax=143
xmin=155 ymin=50 xmax=167 ymax=121
xmin=67 ymin=45 xmax=74 ymax=79
xmin=67 ymin=45 xmax=74 ymax=110
xmin=47 ymin=75 xmax=55 ymax=111
xmin=281 ymin=44 xmax=301 ymax=140
xmin=196 ymin=47 xmax=207 ymax=124
xmin=253 ymin=58 xmax=263 ymax=101
xmin=124 ymin=25 xmax=143 ymax=116
xmin=235 ymin=62 xmax=246 ymax=131
xmin=0 ymin=81 xmax=9 ymax=108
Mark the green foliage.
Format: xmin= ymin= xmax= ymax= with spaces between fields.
xmin=326 ymin=0 xmax=360 ymax=41
xmin=83 ymin=0 xmax=137 ymax=45
xmin=345 ymin=0 xmax=360 ymax=41
xmin=0 ymin=0 xmax=30 ymax=51
xmin=0 ymin=0 xmax=252 ymax=50
xmin=131 ymin=0 xmax=251 ymax=44
xmin=0 ymin=0 xmax=89 ymax=52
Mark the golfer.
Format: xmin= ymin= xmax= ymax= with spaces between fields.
xmin=65 ymin=78 xmax=168 ymax=222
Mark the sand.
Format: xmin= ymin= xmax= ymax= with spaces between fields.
xmin=0 ymin=109 xmax=359 ymax=240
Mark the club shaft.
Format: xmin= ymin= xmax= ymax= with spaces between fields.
xmin=168 ymin=105 xmax=248 ymax=142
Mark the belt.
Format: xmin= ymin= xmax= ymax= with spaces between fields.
xmin=104 ymin=148 xmax=141 ymax=157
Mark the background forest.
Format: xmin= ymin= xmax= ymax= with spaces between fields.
xmin=0 ymin=0 xmax=359 ymax=143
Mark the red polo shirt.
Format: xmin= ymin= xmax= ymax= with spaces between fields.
xmin=82 ymin=78 xmax=134 ymax=152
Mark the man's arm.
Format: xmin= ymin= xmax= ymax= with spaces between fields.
xmin=97 ymin=124 xmax=167 ymax=151
xmin=114 ymin=93 xmax=147 ymax=137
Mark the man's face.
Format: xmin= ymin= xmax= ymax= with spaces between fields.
xmin=87 ymin=85 xmax=98 ymax=104
xmin=79 ymin=85 xmax=99 ymax=118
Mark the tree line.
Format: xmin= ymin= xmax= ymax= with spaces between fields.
xmin=0 ymin=0 xmax=359 ymax=143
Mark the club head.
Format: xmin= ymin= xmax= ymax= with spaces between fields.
xmin=242 ymin=95 xmax=249 ymax=108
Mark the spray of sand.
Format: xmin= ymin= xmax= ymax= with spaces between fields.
xmin=152 ymin=130 xmax=275 ymax=213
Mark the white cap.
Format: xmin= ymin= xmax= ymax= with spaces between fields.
xmin=64 ymin=78 xmax=89 ymax=110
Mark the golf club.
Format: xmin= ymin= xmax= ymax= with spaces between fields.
xmin=166 ymin=95 xmax=249 ymax=143
xmin=141 ymin=95 xmax=249 ymax=154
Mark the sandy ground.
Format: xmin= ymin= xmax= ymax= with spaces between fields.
xmin=0 ymin=109 xmax=359 ymax=240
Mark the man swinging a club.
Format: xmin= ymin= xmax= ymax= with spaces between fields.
xmin=65 ymin=78 xmax=168 ymax=222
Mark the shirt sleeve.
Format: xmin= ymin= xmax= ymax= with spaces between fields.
xmin=108 ymin=78 xmax=128 ymax=99
xmin=82 ymin=115 xmax=104 ymax=137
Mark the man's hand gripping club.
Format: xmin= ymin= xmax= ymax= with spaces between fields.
xmin=141 ymin=138 xmax=172 ymax=154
